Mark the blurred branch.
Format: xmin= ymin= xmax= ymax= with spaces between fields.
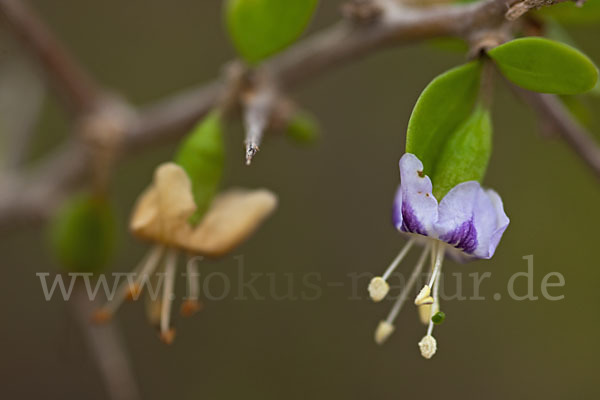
xmin=516 ymin=88 xmax=600 ymax=179
xmin=506 ymin=0 xmax=579 ymax=21
xmin=0 ymin=0 xmax=597 ymax=229
xmin=69 ymin=282 xmax=142 ymax=400
xmin=0 ymin=34 xmax=45 ymax=170
xmin=0 ymin=0 xmax=100 ymax=113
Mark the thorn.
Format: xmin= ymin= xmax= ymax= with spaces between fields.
xmin=180 ymin=300 xmax=203 ymax=317
xmin=92 ymin=309 xmax=112 ymax=324
xmin=159 ymin=328 xmax=176 ymax=345
xmin=245 ymin=142 xmax=259 ymax=165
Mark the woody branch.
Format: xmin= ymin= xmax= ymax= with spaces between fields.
xmin=0 ymin=0 xmax=595 ymax=229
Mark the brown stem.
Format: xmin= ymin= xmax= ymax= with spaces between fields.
xmin=0 ymin=0 xmax=597 ymax=228
xmin=69 ymin=282 xmax=142 ymax=400
xmin=0 ymin=0 xmax=100 ymax=113
xmin=515 ymin=88 xmax=600 ymax=179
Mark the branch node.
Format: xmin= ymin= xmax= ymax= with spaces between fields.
xmin=341 ymin=0 xmax=383 ymax=25
xmin=505 ymin=0 xmax=580 ymax=21
xmin=77 ymin=96 xmax=138 ymax=193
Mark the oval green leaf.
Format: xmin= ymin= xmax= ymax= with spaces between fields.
xmin=488 ymin=37 xmax=598 ymax=95
xmin=225 ymin=0 xmax=318 ymax=64
xmin=431 ymin=105 xmax=492 ymax=200
xmin=406 ymin=61 xmax=482 ymax=177
xmin=174 ymin=111 xmax=225 ymax=223
xmin=49 ymin=193 xmax=116 ymax=273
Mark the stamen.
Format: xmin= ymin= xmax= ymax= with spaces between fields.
xmin=127 ymin=245 xmax=165 ymax=301
xmin=181 ymin=258 xmax=203 ymax=317
xmin=414 ymin=285 xmax=433 ymax=306
xmin=418 ymin=304 xmax=432 ymax=325
xmin=418 ymin=335 xmax=437 ymax=359
xmin=386 ymin=244 xmax=431 ymax=323
xmin=368 ymin=238 xmax=415 ymax=302
xmin=420 ymin=260 xmax=443 ymax=359
xmin=93 ymin=245 xmax=164 ymax=322
xmin=374 ymin=244 xmax=431 ymax=345
xmin=374 ymin=321 xmax=395 ymax=345
xmin=427 ymin=243 xmax=445 ymax=288
xmin=415 ymin=241 xmax=444 ymax=305
xmin=159 ymin=248 xmax=178 ymax=344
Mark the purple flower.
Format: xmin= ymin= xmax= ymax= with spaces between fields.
xmin=369 ymin=153 xmax=509 ymax=359
xmin=393 ymin=153 xmax=509 ymax=259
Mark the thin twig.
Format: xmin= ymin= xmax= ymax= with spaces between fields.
xmin=69 ymin=282 xmax=142 ymax=400
xmin=516 ymin=88 xmax=600 ymax=179
xmin=0 ymin=0 xmax=100 ymax=113
xmin=0 ymin=0 xmax=597 ymax=228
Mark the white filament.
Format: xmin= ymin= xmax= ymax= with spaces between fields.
xmin=102 ymin=245 xmax=164 ymax=314
xmin=386 ymin=243 xmax=431 ymax=324
xmin=160 ymin=248 xmax=178 ymax=334
xmin=382 ymin=238 xmax=415 ymax=280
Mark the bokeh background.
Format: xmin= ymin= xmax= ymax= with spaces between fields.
xmin=2 ymin=1 xmax=600 ymax=399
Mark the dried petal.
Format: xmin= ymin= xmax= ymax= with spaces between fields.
xmin=178 ymin=188 xmax=277 ymax=257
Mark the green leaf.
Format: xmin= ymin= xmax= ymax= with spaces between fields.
xmin=406 ymin=61 xmax=482 ymax=178
xmin=286 ymin=110 xmax=320 ymax=145
xmin=488 ymin=37 xmax=598 ymax=95
xmin=537 ymin=0 xmax=600 ymax=25
xmin=49 ymin=193 xmax=116 ymax=273
xmin=225 ymin=0 xmax=318 ymax=64
xmin=174 ymin=111 xmax=225 ymax=223
xmin=431 ymin=105 xmax=492 ymax=199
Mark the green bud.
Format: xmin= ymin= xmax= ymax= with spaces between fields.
xmin=174 ymin=111 xmax=225 ymax=224
xmin=49 ymin=193 xmax=116 ymax=273
xmin=432 ymin=311 xmax=446 ymax=325
xmin=286 ymin=110 xmax=320 ymax=145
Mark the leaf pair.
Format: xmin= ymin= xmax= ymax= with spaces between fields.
xmin=408 ymin=36 xmax=599 ymax=199
xmin=406 ymin=61 xmax=490 ymax=199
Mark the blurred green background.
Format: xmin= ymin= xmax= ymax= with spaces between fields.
xmin=2 ymin=0 xmax=600 ymax=399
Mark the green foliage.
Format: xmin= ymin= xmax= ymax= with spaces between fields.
xmin=537 ymin=0 xmax=600 ymax=25
xmin=432 ymin=311 xmax=446 ymax=325
xmin=225 ymin=0 xmax=318 ymax=64
xmin=488 ymin=37 xmax=598 ymax=95
xmin=49 ymin=193 xmax=116 ymax=273
xmin=174 ymin=111 xmax=225 ymax=224
xmin=285 ymin=110 xmax=320 ymax=145
xmin=406 ymin=61 xmax=482 ymax=178
xmin=432 ymin=105 xmax=492 ymax=200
